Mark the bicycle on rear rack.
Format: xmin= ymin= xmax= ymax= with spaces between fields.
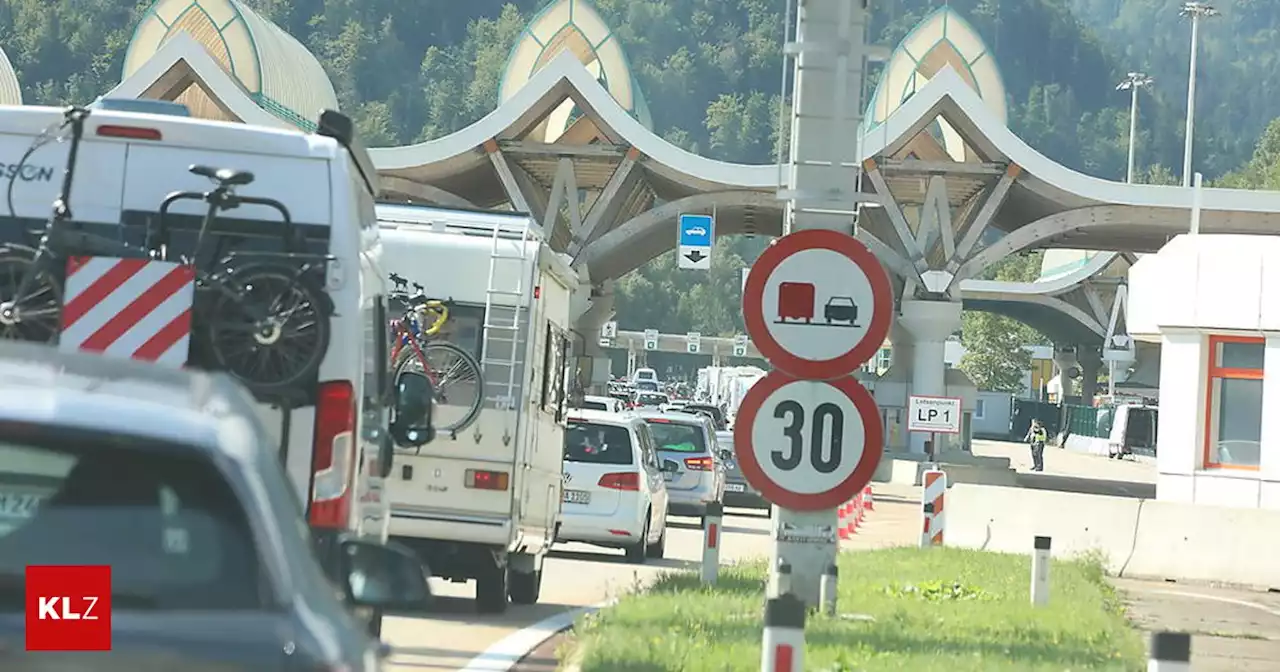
xmin=387 ymin=272 xmax=483 ymax=438
xmin=0 ymin=105 xmax=334 ymax=396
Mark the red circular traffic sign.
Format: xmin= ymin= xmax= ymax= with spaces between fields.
xmin=742 ymin=229 xmax=892 ymax=380
xmin=732 ymin=371 xmax=883 ymax=511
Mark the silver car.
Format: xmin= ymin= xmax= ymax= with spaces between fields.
xmin=636 ymin=411 xmax=726 ymax=519
xmin=716 ymin=431 xmax=770 ymax=511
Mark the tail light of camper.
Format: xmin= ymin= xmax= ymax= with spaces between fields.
xmin=310 ymin=381 xmax=358 ymax=529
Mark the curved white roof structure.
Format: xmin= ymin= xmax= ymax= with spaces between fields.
xmin=107 ymin=32 xmax=292 ymax=130
xmin=500 ymin=0 xmax=653 ymax=143
xmin=122 ymin=0 xmax=338 ymax=130
xmin=865 ymin=6 xmax=1006 ymax=163
xmin=861 ymin=66 xmax=1280 ymax=280
xmin=371 ymin=51 xmax=780 ymax=192
xmin=0 ymin=46 xmax=21 ymax=105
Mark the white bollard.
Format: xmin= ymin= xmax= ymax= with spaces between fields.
xmin=819 ymin=563 xmax=838 ymax=616
xmin=771 ymin=560 xmax=792 ymax=598
xmin=761 ymin=593 xmax=806 ymax=672
xmin=701 ymin=501 xmax=723 ymax=585
xmin=1030 ymin=535 xmax=1051 ymax=607
xmin=1148 ymin=631 xmax=1191 ymax=671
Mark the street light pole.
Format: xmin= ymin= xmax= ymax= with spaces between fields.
xmin=1117 ymin=73 xmax=1153 ymax=184
xmin=1179 ymin=2 xmax=1219 ymax=187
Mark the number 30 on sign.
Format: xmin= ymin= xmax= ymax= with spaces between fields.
xmin=732 ymin=371 xmax=883 ymax=511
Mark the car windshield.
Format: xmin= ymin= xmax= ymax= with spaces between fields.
xmin=645 ymin=420 xmax=707 ymax=453
xmin=564 ymin=422 xmax=634 ymax=466
xmin=0 ymin=423 xmax=263 ymax=611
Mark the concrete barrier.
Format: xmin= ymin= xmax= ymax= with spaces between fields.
xmin=946 ymin=484 xmax=1141 ymax=573
xmin=873 ymin=451 xmax=1018 ymax=487
xmin=1126 ymin=501 xmax=1280 ymax=588
xmin=947 ymin=483 xmax=1280 ymax=589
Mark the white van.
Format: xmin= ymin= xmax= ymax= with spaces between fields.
xmin=0 ymin=103 xmax=416 ymax=632
xmin=377 ymin=203 xmax=578 ymax=613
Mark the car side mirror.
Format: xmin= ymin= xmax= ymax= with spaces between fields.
xmin=391 ymin=371 xmax=434 ymax=447
xmin=718 ymin=449 xmax=732 ymax=461
xmin=661 ymin=459 xmax=679 ymax=473
xmin=338 ymin=539 xmax=431 ymax=611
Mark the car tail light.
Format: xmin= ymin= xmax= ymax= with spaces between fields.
xmin=466 ymin=469 xmax=509 ymax=491
xmin=96 ymin=125 xmax=162 ymax=140
xmin=309 ymin=381 xmax=357 ymax=529
xmin=684 ymin=456 xmax=714 ymax=471
xmin=598 ymin=472 xmax=640 ymax=491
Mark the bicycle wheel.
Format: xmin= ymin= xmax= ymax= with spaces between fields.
xmin=0 ymin=244 xmax=62 ymax=343
xmin=394 ymin=340 xmax=484 ymax=435
xmin=203 ymin=262 xmax=331 ymax=395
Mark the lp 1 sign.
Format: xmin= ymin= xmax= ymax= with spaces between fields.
xmin=907 ymin=395 xmax=963 ymax=434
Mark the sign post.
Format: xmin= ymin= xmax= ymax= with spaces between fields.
xmin=686 ymin=331 xmax=702 ymax=354
xmin=732 ymin=334 xmax=748 ymax=358
xmin=643 ymin=329 xmax=658 ymax=351
xmin=677 ymin=214 xmax=713 ymax=270
xmin=907 ymin=395 xmax=963 ymax=464
xmin=739 ymin=228 xmax=892 ymax=606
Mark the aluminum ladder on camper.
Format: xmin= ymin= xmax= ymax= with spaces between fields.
xmin=477 ymin=218 xmax=534 ymax=442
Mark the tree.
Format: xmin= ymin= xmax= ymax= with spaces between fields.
xmin=958 ymin=252 xmax=1045 ymax=393
xmin=958 ymin=311 xmax=1032 ymax=392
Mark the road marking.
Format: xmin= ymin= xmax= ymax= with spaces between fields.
xmin=1146 ymin=589 xmax=1280 ymax=619
xmin=458 ymin=601 xmax=614 ymax=672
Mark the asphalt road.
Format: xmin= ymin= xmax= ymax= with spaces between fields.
xmin=380 ymin=508 xmax=778 ymax=671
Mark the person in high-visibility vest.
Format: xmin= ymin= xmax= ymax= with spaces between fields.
xmin=1024 ymin=419 xmax=1048 ymax=472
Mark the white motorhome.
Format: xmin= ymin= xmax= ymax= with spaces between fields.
xmin=377 ymin=203 xmax=578 ymax=613
xmin=0 ymin=102 xmax=418 ymax=633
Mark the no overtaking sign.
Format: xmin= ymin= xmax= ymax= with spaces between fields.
xmin=736 ymin=229 xmax=891 ymax=511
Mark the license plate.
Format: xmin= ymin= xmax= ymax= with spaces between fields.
xmin=563 ymin=489 xmax=591 ymax=505
xmin=0 ymin=491 xmax=44 ymax=521
xmin=725 ymin=483 xmax=746 ymax=493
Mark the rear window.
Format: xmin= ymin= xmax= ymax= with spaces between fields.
xmin=580 ymin=400 xmax=609 ymax=412
xmin=645 ymin=420 xmax=707 ymax=453
xmin=636 ymin=393 xmax=667 ymax=406
xmin=564 ymin=422 xmax=634 ymax=466
xmin=0 ymin=425 xmax=265 ymax=611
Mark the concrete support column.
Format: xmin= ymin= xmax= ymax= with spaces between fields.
xmin=572 ymin=284 xmax=615 ymax=394
xmin=1052 ymin=345 xmax=1080 ymax=400
xmin=1078 ymin=346 xmax=1101 ymax=405
xmin=898 ymin=300 xmax=963 ymax=454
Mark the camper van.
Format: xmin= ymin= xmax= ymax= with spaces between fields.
xmin=378 ymin=203 xmax=578 ymax=613
xmin=0 ymin=103 xmax=420 ymax=634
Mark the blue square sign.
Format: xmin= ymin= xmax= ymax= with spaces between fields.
xmin=678 ymin=214 xmax=713 ymax=247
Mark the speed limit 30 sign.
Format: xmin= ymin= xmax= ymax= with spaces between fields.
xmin=732 ymin=371 xmax=883 ymax=510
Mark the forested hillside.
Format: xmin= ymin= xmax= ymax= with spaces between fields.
xmin=3 ymin=0 xmax=1280 ymax=373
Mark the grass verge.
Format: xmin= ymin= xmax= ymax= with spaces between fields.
xmin=571 ymin=546 xmax=1145 ymax=671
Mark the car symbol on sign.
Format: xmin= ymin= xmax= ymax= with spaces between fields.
xmin=685 ymin=226 xmax=707 ymax=237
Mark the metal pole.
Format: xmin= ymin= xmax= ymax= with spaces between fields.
xmin=1107 ymin=359 xmax=1116 ymax=399
xmin=1190 ymin=172 xmax=1203 ymax=234
xmin=1181 ymin=15 xmax=1200 ymax=187
xmin=1127 ymin=86 xmax=1139 ymax=184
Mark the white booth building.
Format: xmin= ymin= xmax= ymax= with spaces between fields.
xmin=1130 ymin=234 xmax=1280 ymax=509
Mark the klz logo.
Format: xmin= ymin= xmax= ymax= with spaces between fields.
xmin=25 ymin=565 xmax=112 ymax=651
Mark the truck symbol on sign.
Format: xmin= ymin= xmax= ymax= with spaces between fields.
xmin=775 ymin=282 xmax=861 ymax=328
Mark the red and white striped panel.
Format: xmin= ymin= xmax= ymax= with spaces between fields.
xmin=920 ymin=469 xmax=947 ymax=547
xmin=59 ymin=256 xmax=195 ymax=367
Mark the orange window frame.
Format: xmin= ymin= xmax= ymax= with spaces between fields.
xmin=1203 ymin=335 xmax=1264 ymax=470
